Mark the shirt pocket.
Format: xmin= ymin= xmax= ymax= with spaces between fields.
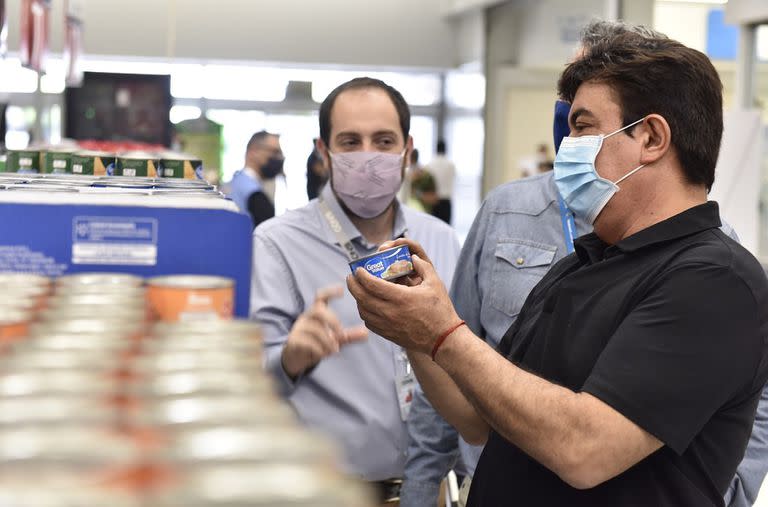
xmin=489 ymin=240 xmax=557 ymax=318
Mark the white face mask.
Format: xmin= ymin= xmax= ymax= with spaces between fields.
xmin=330 ymin=150 xmax=405 ymax=219
xmin=554 ymin=117 xmax=646 ymax=224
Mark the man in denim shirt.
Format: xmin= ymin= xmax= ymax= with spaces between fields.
xmin=400 ymin=20 xmax=766 ymax=507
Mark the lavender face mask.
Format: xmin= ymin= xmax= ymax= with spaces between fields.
xmin=330 ymin=150 xmax=404 ymax=219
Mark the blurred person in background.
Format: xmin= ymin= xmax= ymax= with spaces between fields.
xmin=226 ymin=130 xmax=284 ymax=228
xmin=306 ymin=138 xmax=329 ymax=200
xmin=399 ymin=19 xmax=765 ymax=507
xmin=399 ymin=148 xmax=423 ymax=206
xmin=408 ymin=170 xmax=440 ymax=214
xmin=423 ymin=140 xmax=455 ymax=224
xmin=251 ymin=77 xmax=460 ymax=506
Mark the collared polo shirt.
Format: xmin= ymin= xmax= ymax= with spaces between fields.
xmin=468 ymin=202 xmax=768 ymax=507
xmin=251 ymin=184 xmax=460 ymax=481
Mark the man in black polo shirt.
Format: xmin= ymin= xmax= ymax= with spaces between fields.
xmin=347 ymin=32 xmax=768 ymax=506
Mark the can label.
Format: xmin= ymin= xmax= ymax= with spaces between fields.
xmin=117 ymin=158 xmax=157 ymax=178
xmin=349 ymin=246 xmax=414 ymax=281
xmin=8 ymin=150 xmax=42 ymax=173
xmin=147 ymin=279 xmax=234 ymax=322
xmin=45 ymin=152 xmax=73 ymax=174
xmin=72 ymin=153 xmax=115 ymax=176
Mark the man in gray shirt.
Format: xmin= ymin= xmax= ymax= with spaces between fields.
xmin=251 ymin=77 xmax=460 ymax=505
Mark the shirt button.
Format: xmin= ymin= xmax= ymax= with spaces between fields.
xmin=516 ymin=257 xmax=525 ymax=265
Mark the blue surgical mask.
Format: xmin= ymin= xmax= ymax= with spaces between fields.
xmin=554 ymin=117 xmax=646 ymax=224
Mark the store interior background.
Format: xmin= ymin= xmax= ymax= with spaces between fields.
xmin=1 ymin=0 xmax=767 ymax=251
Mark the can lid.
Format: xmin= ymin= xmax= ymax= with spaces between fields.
xmin=348 ymin=245 xmax=411 ymax=265
xmin=147 ymin=275 xmax=233 ymax=289
xmin=0 ymin=272 xmax=51 ymax=287
xmin=74 ymin=150 xmax=116 ymax=157
xmin=148 ymin=464 xmax=367 ymax=506
xmin=57 ymin=272 xmax=144 ymax=288
xmin=0 ymin=308 xmax=31 ymax=324
xmin=160 ymin=426 xmax=337 ymax=464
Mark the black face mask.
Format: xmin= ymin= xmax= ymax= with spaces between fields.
xmin=261 ymin=156 xmax=284 ymax=180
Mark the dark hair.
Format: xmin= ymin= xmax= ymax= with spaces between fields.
xmin=436 ymin=139 xmax=446 ymax=154
xmin=580 ymin=19 xmax=667 ymax=49
xmin=558 ymin=32 xmax=723 ymax=190
xmin=410 ymin=148 xmax=419 ymax=165
xmin=319 ymin=77 xmax=410 ymax=147
xmin=246 ymin=130 xmax=278 ymax=152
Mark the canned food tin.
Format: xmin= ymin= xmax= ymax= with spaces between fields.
xmin=54 ymin=284 xmax=146 ymax=298
xmin=43 ymin=147 xmax=79 ymax=174
xmin=128 ymin=396 xmax=295 ymax=428
xmin=22 ymin=333 xmax=132 ymax=352
xmin=1 ymin=349 xmax=118 ymax=371
xmin=151 ymin=320 xmax=261 ymax=340
xmin=0 ymin=371 xmax=116 ymax=398
xmin=71 ymin=151 xmax=116 ymax=176
xmin=41 ymin=306 xmax=147 ymax=323
xmin=126 ymin=371 xmax=273 ymax=398
xmin=0 ymin=309 xmax=31 ymax=345
xmin=0 ymin=427 xmax=139 ymax=465
xmin=30 ymin=318 xmax=143 ymax=340
xmin=0 ymin=272 xmax=51 ymax=290
xmin=131 ymin=352 xmax=262 ymax=374
xmin=349 ymin=245 xmax=414 ymax=281
xmin=0 ymin=482 xmax=143 ymax=507
xmin=158 ymin=426 xmax=337 ymax=465
xmin=159 ymin=157 xmax=203 ymax=180
xmin=47 ymin=293 xmax=146 ymax=310
xmin=6 ymin=149 xmax=42 ymax=173
xmin=0 ymin=397 xmax=115 ymax=426
xmin=147 ymin=275 xmax=234 ymax=322
xmin=57 ymin=272 xmax=144 ymax=288
xmin=147 ymin=464 xmax=374 ymax=507
xmin=117 ymin=152 xmax=158 ymax=178
xmin=141 ymin=336 xmax=261 ymax=355
xmin=0 ymin=296 xmax=40 ymax=315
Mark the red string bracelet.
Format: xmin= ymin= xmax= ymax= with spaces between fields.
xmin=431 ymin=320 xmax=466 ymax=361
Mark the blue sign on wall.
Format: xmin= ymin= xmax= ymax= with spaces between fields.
xmin=707 ymin=9 xmax=739 ymax=61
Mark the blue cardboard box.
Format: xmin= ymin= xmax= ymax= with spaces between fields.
xmin=0 ymin=194 xmax=253 ymax=317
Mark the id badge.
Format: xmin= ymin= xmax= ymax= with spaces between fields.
xmin=394 ymin=348 xmax=415 ymax=421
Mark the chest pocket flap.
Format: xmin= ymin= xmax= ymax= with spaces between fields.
xmin=494 ymin=241 xmax=556 ymax=269
xmin=490 ymin=240 xmax=557 ymax=317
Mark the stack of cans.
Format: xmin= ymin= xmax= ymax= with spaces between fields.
xmin=0 ymin=172 xmax=222 ymax=198
xmin=3 ymin=145 xmax=205 ymax=181
xmin=0 ymin=272 xmax=375 ymax=506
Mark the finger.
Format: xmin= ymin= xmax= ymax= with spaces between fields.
xmin=340 ymin=325 xmax=368 ymax=344
xmin=353 ymin=267 xmax=402 ymax=301
xmin=298 ymin=319 xmax=340 ymax=355
xmin=314 ymin=285 xmax=344 ymax=305
xmin=308 ymin=304 xmax=345 ymax=341
xmin=396 ymin=273 xmax=423 ymax=287
xmin=378 ymin=237 xmax=408 ymax=252
xmin=346 ymin=273 xmax=367 ymax=302
xmin=379 ymin=238 xmax=432 ymax=264
xmin=411 ymin=254 xmax=437 ymax=282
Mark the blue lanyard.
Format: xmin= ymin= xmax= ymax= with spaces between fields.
xmin=557 ymin=194 xmax=577 ymax=254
